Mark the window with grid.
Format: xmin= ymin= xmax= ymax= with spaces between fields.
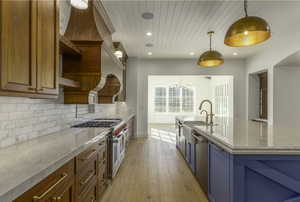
xmin=153 ymin=86 xmax=195 ymax=113
xmin=154 ymin=87 xmax=167 ymax=112
xmin=169 ymin=87 xmax=181 ymax=112
xmin=182 ymin=88 xmax=194 ymax=112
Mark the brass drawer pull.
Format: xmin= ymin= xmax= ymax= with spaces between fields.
xmin=33 ymin=173 xmax=68 ymax=201
xmin=38 ymin=88 xmax=44 ymax=91
xmin=80 ymin=171 xmax=94 ymax=186
xmin=80 ymin=149 xmax=97 ymax=161
xmin=53 ymin=196 xmax=62 ymax=201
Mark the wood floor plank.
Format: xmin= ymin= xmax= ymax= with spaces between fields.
xmin=100 ymin=135 xmax=208 ymax=202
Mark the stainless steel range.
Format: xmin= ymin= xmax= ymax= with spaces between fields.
xmin=72 ymin=119 xmax=121 ymax=128
xmin=110 ymin=125 xmax=128 ymax=178
xmin=72 ymin=118 xmax=127 ymax=179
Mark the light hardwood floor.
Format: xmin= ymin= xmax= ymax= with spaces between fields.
xmin=100 ymin=128 xmax=209 ymax=202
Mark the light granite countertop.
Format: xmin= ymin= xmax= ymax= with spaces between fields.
xmin=0 ymin=112 xmax=135 ymax=202
xmin=176 ymin=116 xmax=300 ymax=155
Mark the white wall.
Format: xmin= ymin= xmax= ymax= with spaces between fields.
xmin=148 ymin=76 xmax=213 ymax=124
xmin=127 ymin=58 xmax=246 ymax=137
xmin=273 ymin=66 xmax=300 ymax=127
xmin=246 ymin=29 xmax=300 ymax=124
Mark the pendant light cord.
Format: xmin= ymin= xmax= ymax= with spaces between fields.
xmin=244 ymin=0 xmax=248 ymax=17
xmin=208 ymin=31 xmax=214 ymax=51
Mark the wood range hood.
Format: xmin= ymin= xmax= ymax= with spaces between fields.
xmin=61 ymin=0 xmax=124 ymax=104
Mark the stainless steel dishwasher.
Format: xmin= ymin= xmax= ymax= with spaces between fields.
xmin=193 ymin=131 xmax=208 ymax=194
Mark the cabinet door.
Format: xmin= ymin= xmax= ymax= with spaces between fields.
xmin=36 ymin=0 xmax=59 ymax=95
xmin=208 ymin=143 xmax=231 ymax=202
xmin=55 ymin=181 xmax=75 ymax=202
xmin=0 ymin=0 xmax=37 ymax=93
xmin=14 ymin=160 xmax=75 ymax=202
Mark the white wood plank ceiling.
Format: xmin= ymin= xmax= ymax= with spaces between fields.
xmin=102 ymin=0 xmax=300 ymax=59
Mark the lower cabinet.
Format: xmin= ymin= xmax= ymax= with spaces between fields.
xmin=179 ymin=128 xmax=186 ymax=157
xmin=208 ymin=143 xmax=231 ymax=202
xmin=55 ymin=180 xmax=76 ymax=202
xmin=14 ymin=136 xmax=108 ymax=202
xmin=14 ymin=160 xmax=75 ymax=202
xmin=186 ymin=142 xmax=196 ymax=173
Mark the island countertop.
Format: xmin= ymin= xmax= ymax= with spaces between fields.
xmin=0 ymin=112 xmax=135 ymax=202
xmin=176 ymin=116 xmax=300 ymax=155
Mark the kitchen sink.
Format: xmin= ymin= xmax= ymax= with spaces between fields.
xmin=186 ymin=121 xmax=218 ymax=127
xmin=185 ymin=121 xmax=207 ymax=126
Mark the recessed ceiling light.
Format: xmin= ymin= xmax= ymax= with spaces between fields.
xmin=233 ymin=52 xmax=238 ymax=56
xmin=147 ymin=52 xmax=153 ymax=56
xmin=189 ymin=52 xmax=195 ymax=56
xmin=146 ymin=32 xmax=152 ymax=36
xmin=142 ymin=12 xmax=154 ymax=20
xmin=145 ymin=43 xmax=154 ymax=47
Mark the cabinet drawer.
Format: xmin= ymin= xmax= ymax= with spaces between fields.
xmin=98 ymin=163 xmax=106 ymax=181
xmin=97 ymin=177 xmax=107 ymax=199
xmin=76 ymin=144 xmax=98 ymax=172
xmin=14 ymin=159 xmax=75 ymax=202
xmin=78 ymin=179 xmax=97 ymax=202
xmin=98 ymin=146 xmax=107 ymax=165
xmin=96 ymin=138 xmax=106 ymax=151
xmin=77 ymin=153 xmax=97 ymax=195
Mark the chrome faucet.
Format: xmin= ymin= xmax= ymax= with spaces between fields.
xmin=199 ymin=99 xmax=214 ymax=125
xmin=200 ymin=110 xmax=209 ymax=125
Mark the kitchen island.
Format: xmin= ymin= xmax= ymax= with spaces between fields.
xmin=176 ymin=116 xmax=300 ymax=202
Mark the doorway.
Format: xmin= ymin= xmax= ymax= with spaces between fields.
xmin=147 ymin=75 xmax=234 ymax=143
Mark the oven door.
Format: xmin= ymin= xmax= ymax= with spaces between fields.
xmin=112 ymin=135 xmax=122 ymax=171
xmin=119 ymin=128 xmax=128 ymax=154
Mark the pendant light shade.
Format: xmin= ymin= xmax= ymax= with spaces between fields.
xmin=198 ymin=31 xmax=224 ymax=67
xmin=224 ymin=0 xmax=271 ymax=47
xmin=198 ymin=50 xmax=224 ymax=67
xmin=71 ymin=0 xmax=88 ymax=10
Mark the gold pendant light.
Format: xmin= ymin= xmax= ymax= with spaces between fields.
xmin=198 ymin=31 xmax=224 ymax=67
xmin=224 ymin=0 xmax=271 ymax=47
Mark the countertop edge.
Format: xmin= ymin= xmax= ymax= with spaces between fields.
xmin=190 ymin=125 xmax=300 ymax=155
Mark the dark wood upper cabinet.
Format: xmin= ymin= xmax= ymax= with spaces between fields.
xmin=0 ymin=0 xmax=37 ymax=93
xmin=0 ymin=0 xmax=59 ymax=98
xmin=36 ymin=0 xmax=59 ymax=95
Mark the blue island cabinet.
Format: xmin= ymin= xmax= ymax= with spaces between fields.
xmin=208 ymin=142 xmax=300 ymax=202
xmin=208 ymin=143 xmax=232 ymax=202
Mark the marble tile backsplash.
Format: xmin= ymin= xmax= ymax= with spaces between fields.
xmin=0 ymin=96 xmax=127 ymax=148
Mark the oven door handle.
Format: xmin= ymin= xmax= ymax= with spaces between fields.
xmin=113 ymin=134 xmax=123 ymax=142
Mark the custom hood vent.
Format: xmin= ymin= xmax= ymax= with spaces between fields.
xmin=62 ymin=0 xmax=124 ymax=104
